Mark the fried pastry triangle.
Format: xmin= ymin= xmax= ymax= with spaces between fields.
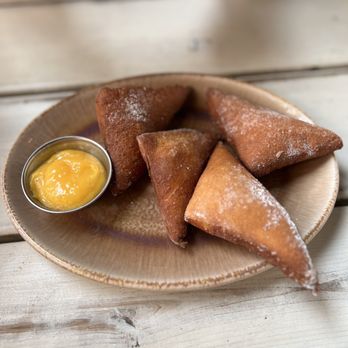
xmin=96 ymin=85 xmax=190 ymax=195
xmin=207 ymin=89 xmax=343 ymax=176
xmin=185 ymin=142 xmax=318 ymax=290
xmin=137 ymin=129 xmax=216 ymax=247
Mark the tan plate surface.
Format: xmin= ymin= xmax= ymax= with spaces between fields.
xmin=2 ymin=74 xmax=339 ymax=290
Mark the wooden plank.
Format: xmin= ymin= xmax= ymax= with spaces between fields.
xmin=0 ymin=73 xmax=347 ymax=241
xmin=1 ymin=0 xmax=348 ymax=94
xmin=0 ymin=206 xmax=347 ymax=347
xmin=0 ymin=95 xmax=65 ymax=166
xmin=0 ymin=0 xmax=85 ymax=4
xmin=0 ymin=96 xmax=64 ymax=242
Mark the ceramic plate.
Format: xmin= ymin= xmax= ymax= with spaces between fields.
xmin=2 ymin=74 xmax=339 ymax=290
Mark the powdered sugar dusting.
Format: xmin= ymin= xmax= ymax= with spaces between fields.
xmin=213 ymin=93 xmax=323 ymax=171
xmin=303 ymin=143 xmax=315 ymax=157
xmin=247 ymin=174 xmax=294 ymax=231
xmin=124 ymin=88 xmax=149 ymax=122
xmin=217 ymin=186 xmax=236 ymax=215
xmin=105 ymin=87 xmax=151 ymax=124
xmin=216 ymin=96 xmax=288 ymax=136
xmin=286 ymin=142 xmax=302 ymax=158
xmin=209 ymin=150 xmax=317 ymax=290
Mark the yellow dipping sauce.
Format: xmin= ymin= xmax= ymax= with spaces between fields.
xmin=29 ymin=149 xmax=106 ymax=210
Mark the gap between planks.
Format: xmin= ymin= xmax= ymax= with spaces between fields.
xmin=0 ymin=0 xmax=136 ymax=9
xmin=2 ymin=65 xmax=348 ymax=99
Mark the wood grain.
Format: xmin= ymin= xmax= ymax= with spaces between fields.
xmin=0 ymin=206 xmax=347 ymax=347
xmin=1 ymin=0 xmax=348 ymax=94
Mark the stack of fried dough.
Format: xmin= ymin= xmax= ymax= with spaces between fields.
xmin=96 ymin=85 xmax=343 ymax=292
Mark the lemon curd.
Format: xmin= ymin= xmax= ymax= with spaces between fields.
xmin=29 ymin=149 xmax=106 ymax=211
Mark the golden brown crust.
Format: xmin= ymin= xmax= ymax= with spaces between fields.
xmin=96 ymin=85 xmax=190 ymax=195
xmin=207 ymin=89 xmax=343 ymax=176
xmin=137 ymin=129 xmax=216 ymax=247
xmin=185 ymin=142 xmax=318 ymax=290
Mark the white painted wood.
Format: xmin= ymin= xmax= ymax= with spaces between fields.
xmin=0 ymin=206 xmax=347 ymax=347
xmin=0 ymin=97 xmax=60 ymax=241
xmin=0 ymin=98 xmax=60 ymax=166
xmin=1 ymin=0 xmax=348 ymax=94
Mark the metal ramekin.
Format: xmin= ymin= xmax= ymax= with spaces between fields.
xmin=21 ymin=136 xmax=112 ymax=214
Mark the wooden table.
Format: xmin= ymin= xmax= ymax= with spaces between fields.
xmin=1 ymin=1 xmax=348 ymax=347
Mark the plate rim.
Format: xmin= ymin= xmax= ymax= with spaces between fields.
xmin=1 ymin=73 xmax=339 ymax=291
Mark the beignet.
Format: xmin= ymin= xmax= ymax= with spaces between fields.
xmin=137 ymin=129 xmax=216 ymax=247
xmin=207 ymin=89 xmax=343 ymax=176
xmin=185 ymin=142 xmax=318 ymax=290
